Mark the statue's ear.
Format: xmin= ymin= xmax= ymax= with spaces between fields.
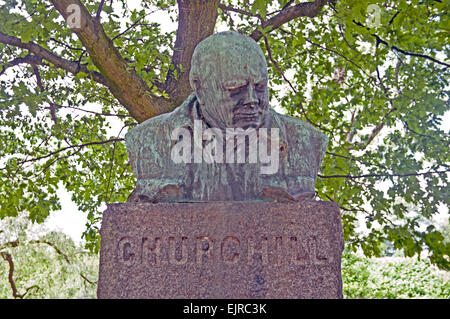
xmin=191 ymin=78 xmax=204 ymax=103
xmin=191 ymin=78 xmax=201 ymax=91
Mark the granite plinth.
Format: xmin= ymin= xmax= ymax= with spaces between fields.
xmin=97 ymin=201 xmax=344 ymax=299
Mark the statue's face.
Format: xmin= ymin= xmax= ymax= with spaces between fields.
xmin=191 ymin=33 xmax=270 ymax=130
xmin=220 ymin=68 xmax=269 ymax=129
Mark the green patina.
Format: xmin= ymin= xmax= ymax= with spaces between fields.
xmin=125 ymin=31 xmax=328 ymax=202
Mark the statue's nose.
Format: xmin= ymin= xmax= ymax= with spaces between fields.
xmin=244 ymin=85 xmax=259 ymax=107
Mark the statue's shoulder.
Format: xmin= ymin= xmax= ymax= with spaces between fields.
xmin=269 ymin=109 xmax=329 ymax=148
xmin=270 ymin=109 xmax=321 ymax=133
xmin=125 ymin=94 xmax=196 ymax=146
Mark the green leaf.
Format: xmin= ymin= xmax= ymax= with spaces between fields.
xmin=251 ymin=0 xmax=269 ymax=18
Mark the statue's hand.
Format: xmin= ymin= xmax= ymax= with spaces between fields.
xmin=127 ymin=185 xmax=184 ymax=203
xmin=261 ymin=187 xmax=315 ymax=202
xmin=291 ymin=191 xmax=316 ymax=200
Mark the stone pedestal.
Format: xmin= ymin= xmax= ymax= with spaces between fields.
xmin=97 ymin=201 xmax=344 ymax=299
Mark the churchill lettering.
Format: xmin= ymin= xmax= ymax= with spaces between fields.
xmin=221 ymin=236 xmax=240 ymax=264
xmin=248 ymin=236 xmax=269 ymax=265
xmin=169 ymin=236 xmax=189 ymax=265
xmin=117 ymin=237 xmax=136 ymax=266
xmin=141 ymin=237 xmax=162 ymax=265
xmin=196 ymin=236 xmax=214 ymax=264
xmin=116 ymin=235 xmax=332 ymax=267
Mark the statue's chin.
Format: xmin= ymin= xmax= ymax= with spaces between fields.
xmin=232 ymin=118 xmax=261 ymax=130
xmin=237 ymin=123 xmax=260 ymax=130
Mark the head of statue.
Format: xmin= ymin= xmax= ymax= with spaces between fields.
xmin=189 ymin=31 xmax=270 ymax=130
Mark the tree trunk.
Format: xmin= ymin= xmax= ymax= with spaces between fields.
xmin=164 ymin=0 xmax=220 ymax=107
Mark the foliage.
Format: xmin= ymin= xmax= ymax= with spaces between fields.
xmin=0 ymin=215 xmax=98 ymax=298
xmin=442 ymin=221 xmax=450 ymax=244
xmin=342 ymin=250 xmax=450 ymax=299
xmin=0 ymin=0 xmax=448 ymax=268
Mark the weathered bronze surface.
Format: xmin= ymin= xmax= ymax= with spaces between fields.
xmin=125 ymin=31 xmax=328 ymax=202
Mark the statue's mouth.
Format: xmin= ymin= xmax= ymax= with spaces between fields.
xmin=232 ymin=104 xmax=262 ymax=128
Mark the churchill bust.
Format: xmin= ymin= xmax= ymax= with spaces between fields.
xmin=125 ymin=31 xmax=328 ymax=202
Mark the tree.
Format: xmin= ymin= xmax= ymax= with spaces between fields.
xmin=0 ymin=0 xmax=448 ymax=268
xmin=0 ymin=214 xmax=98 ymax=298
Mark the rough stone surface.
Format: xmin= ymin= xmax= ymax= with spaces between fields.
xmin=97 ymin=201 xmax=344 ymax=299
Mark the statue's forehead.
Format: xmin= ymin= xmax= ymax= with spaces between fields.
xmin=193 ymin=33 xmax=268 ymax=85
xmin=218 ymin=56 xmax=267 ymax=83
xmin=199 ymin=48 xmax=267 ymax=86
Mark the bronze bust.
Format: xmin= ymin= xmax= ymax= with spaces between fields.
xmin=126 ymin=31 xmax=328 ymax=202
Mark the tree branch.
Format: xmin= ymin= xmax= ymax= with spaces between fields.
xmin=50 ymin=37 xmax=84 ymax=52
xmin=0 ymin=138 xmax=124 ymax=171
xmin=352 ymin=20 xmax=450 ymax=68
xmin=0 ymin=251 xmax=40 ymax=299
xmin=250 ymin=0 xmax=330 ymax=41
xmin=1 ymin=251 xmax=19 ymax=298
xmin=376 ymin=36 xmax=449 ymax=68
xmin=1 ymin=239 xmax=97 ymax=295
xmin=80 ymin=272 xmax=97 ymax=285
xmin=356 ymin=66 xmax=397 ymax=148
xmin=364 ymin=105 xmax=397 ymax=148
xmin=32 ymin=64 xmax=44 ymax=91
xmin=49 ymin=0 xmax=172 ymax=122
xmin=0 ymin=31 xmax=108 ymax=85
xmin=0 ymin=241 xmax=20 ymax=250
xmin=322 ymin=193 xmax=369 ymax=213
xmin=305 ymin=37 xmax=371 ymax=78
xmin=319 ymin=169 xmax=449 ymax=179
xmin=27 ymin=239 xmax=99 ymax=287
xmin=95 ymin=0 xmax=105 ymax=20
xmin=47 ymin=104 xmax=130 ymax=118
xmin=403 ymin=121 xmax=446 ymax=141
xmin=0 ymin=54 xmax=44 ymax=76
xmin=218 ymin=3 xmax=262 ymax=19
xmin=111 ymin=13 xmax=149 ymax=41
xmin=263 ymin=36 xmax=296 ymax=91
xmin=30 ymin=240 xmax=71 ymax=264
xmin=42 ymin=147 xmax=82 ymax=173
xmin=326 ymin=151 xmax=393 ymax=172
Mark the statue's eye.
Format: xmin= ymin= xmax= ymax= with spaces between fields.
xmin=227 ymin=85 xmax=245 ymax=96
xmin=255 ymin=82 xmax=266 ymax=92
